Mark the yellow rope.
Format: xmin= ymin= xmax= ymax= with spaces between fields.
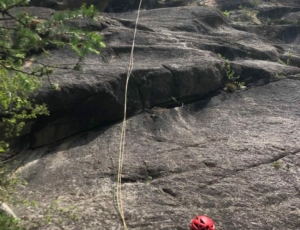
xmin=116 ymin=1 xmax=143 ymax=229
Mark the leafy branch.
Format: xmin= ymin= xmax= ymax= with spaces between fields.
xmin=0 ymin=1 xmax=105 ymax=145
xmin=0 ymin=0 xmax=105 ymax=218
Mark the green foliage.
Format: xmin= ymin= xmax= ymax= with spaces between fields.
xmin=0 ymin=166 xmax=17 ymax=202
xmin=218 ymin=54 xmax=244 ymax=92
xmin=277 ymin=59 xmax=287 ymax=65
xmin=222 ymin=10 xmax=231 ymax=18
xmin=0 ymin=166 xmax=28 ymax=230
xmin=0 ymin=1 xmax=105 ymax=228
xmin=277 ymin=52 xmax=293 ymax=66
xmin=285 ymin=52 xmax=292 ymax=65
xmin=272 ymin=161 xmax=281 ymax=169
xmin=0 ymin=66 xmax=48 ymax=139
xmin=0 ymin=0 xmax=105 ymax=149
xmin=146 ymin=176 xmax=153 ymax=184
xmin=0 ymin=211 xmax=26 ymax=230
xmin=239 ymin=5 xmax=258 ymax=19
xmin=0 ymin=1 xmax=105 ymax=75
xmin=171 ymin=97 xmax=183 ymax=106
xmin=0 ymin=165 xmax=28 ymax=207
xmin=0 ymin=142 xmax=9 ymax=154
xmin=274 ymin=73 xmax=283 ymax=79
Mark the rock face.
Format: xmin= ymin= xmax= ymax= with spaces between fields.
xmin=28 ymin=0 xmax=300 ymax=12
xmin=3 ymin=0 xmax=300 ymax=230
xmin=10 ymin=4 xmax=300 ymax=148
xmin=28 ymin=0 xmax=193 ymax=11
xmin=16 ymin=78 xmax=300 ymax=230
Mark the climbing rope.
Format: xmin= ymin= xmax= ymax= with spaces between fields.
xmin=116 ymin=1 xmax=143 ymax=229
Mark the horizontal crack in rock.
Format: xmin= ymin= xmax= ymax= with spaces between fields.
xmin=235 ymin=150 xmax=300 ymax=172
xmin=162 ymin=188 xmax=177 ymax=197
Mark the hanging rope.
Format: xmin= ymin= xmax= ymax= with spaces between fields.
xmin=116 ymin=1 xmax=143 ymax=230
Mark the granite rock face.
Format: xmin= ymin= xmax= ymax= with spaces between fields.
xmin=28 ymin=0 xmax=194 ymax=11
xmin=2 ymin=1 xmax=300 ymax=229
xmin=15 ymin=79 xmax=300 ymax=230
xmin=8 ymin=4 xmax=300 ymax=148
xmin=28 ymin=0 xmax=300 ymax=12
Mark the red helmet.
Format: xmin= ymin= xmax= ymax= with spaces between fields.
xmin=190 ymin=215 xmax=216 ymax=230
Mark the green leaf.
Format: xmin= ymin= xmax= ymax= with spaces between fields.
xmin=0 ymin=2 xmax=6 ymax=10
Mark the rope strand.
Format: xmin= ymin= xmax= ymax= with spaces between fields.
xmin=116 ymin=1 xmax=143 ymax=229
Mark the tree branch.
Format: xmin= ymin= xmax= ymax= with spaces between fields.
xmin=0 ymin=202 xmax=18 ymax=219
xmin=1 ymin=0 xmax=28 ymax=13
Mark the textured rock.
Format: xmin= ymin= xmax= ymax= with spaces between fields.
xmin=2 ymin=1 xmax=300 ymax=230
xmin=8 ymin=4 xmax=299 ymax=148
xmin=28 ymin=0 xmax=194 ymax=11
xmin=28 ymin=0 xmax=300 ymax=12
xmin=14 ymin=79 xmax=300 ymax=230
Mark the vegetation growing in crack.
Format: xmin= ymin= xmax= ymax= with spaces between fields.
xmin=277 ymin=58 xmax=290 ymax=66
xmin=222 ymin=10 xmax=231 ymax=18
xmin=171 ymin=97 xmax=183 ymax=106
xmin=218 ymin=54 xmax=245 ymax=93
xmin=277 ymin=52 xmax=293 ymax=66
xmin=239 ymin=5 xmax=259 ymax=21
xmin=0 ymin=0 xmax=105 ymax=228
xmin=273 ymin=73 xmax=284 ymax=80
xmin=146 ymin=176 xmax=153 ymax=184
xmin=272 ymin=161 xmax=281 ymax=169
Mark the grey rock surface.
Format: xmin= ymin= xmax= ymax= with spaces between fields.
xmin=28 ymin=0 xmax=300 ymax=12
xmin=15 ymin=79 xmax=300 ymax=230
xmin=2 ymin=1 xmax=300 ymax=230
xmin=28 ymin=0 xmax=195 ymax=11
xmin=9 ymin=4 xmax=300 ymax=148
